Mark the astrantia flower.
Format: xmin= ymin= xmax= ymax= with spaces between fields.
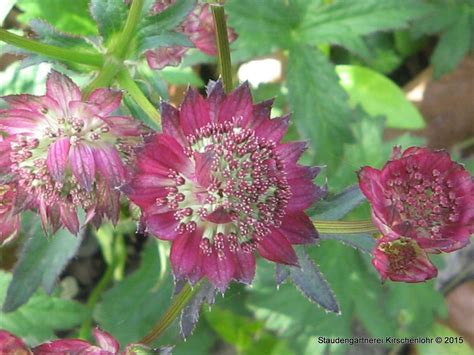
xmin=0 ymin=328 xmax=160 ymax=355
xmin=125 ymin=81 xmax=324 ymax=291
xmin=145 ymin=2 xmax=237 ymax=69
xmin=0 ymin=183 xmax=21 ymax=245
xmin=0 ymin=330 xmax=31 ymax=354
xmin=359 ymin=147 xmax=473 ymax=253
xmin=0 ymin=70 xmax=146 ymax=234
xmin=372 ymin=236 xmax=437 ymax=283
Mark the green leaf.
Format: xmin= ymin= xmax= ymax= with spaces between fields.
xmin=386 ymin=281 xmax=447 ymax=337
xmin=310 ymin=185 xmax=365 ymax=220
xmin=336 ymin=65 xmax=425 ymax=129
xmin=0 ymin=62 xmax=51 ymax=98
xmin=90 ymin=0 xmax=128 ymax=42
xmin=94 ymin=240 xmax=174 ymax=345
xmin=417 ymin=323 xmax=472 ymax=355
xmin=16 ymin=0 xmax=97 ymax=35
xmin=29 ymin=20 xmax=96 ymax=50
xmin=0 ymin=271 xmax=86 ymax=346
xmin=431 ymin=12 xmax=471 ymax=79
xmin=289 ymin=247 xmax=340 ymax=313
xmin=411 ymin=0 xmax=474 ymax=78
xmin=287 ymin=44 xmax=354 ymax=174
xmin=300 ymin=0 xmax=431 ymax=49
xmin=139 ymin=0 xmax=196 ymax=37
xmin=2 ymin=213 xmax=84 ymax=312
xmin=227 ymin=0 xmax=310 ymax=56
xmin=320 ymin=233 xmax=375 ymax=255
xmin=204 ymin=306 xmax=263 ymax=352
xmin=137 ymin=32 xmax=192 ymax=53
xmin=331 ymin=113 xmax=425 ymax=191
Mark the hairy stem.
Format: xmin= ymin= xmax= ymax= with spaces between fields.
xmin=112 ymin=0 xmax=145 ymax=59
xmin=117 ymin=69 xmax=161 ymax=125
xmin=82 ymin=58 xmax=123 ymax=99
xmin=211 ymin=3 xmax=233 ymax=93
xmin=140 ymin=282 xmax=202 ymax=345
xmin=313 ymin=220 xmax=378 ymax=234
xmin=83 ymin=0 xmax=145 ymax=97
xmin=0 ymin=29 xmax=104 ymax=67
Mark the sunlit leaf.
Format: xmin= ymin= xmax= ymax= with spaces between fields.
xmin=336 ymin=65 xmax=425 ymax=129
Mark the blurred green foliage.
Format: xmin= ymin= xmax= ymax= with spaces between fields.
xmin=1 ymin=0 xmax=472 ymax=354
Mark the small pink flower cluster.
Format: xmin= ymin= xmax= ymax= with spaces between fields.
xmin=145 ymin=1 xmax=237 ymax=69
xmin=0 ymin=70 xmax=146 ymax=241
xmin=359 ymin=147 xmax=473 ymax=282
xmin=0 ymin=328 xmax=159 ymax=355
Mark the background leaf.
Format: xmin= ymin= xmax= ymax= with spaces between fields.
xmin=336 ymin=65 xmax=425 ymax=129
xmin=2 ymin=213 xmax=84 ymax=312
xmin=0 ymin=271 xmax=86 ymax=346
xmin=16 ymin=0 xmax=97 ymax=35
xmin=90 ymin=0 xmax=128 ymax=42
xmin=287 ymin=44 xmax=354 ymax=173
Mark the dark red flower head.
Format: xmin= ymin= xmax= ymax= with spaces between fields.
xmin=359 ymin=146 xmax=473 ymax=254
xmin=126 ymin=81 xmax=324 ymax=291
xmin=372 ymin=236 xmax=437 ymax=283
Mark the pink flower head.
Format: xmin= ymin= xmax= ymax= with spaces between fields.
xmin=0 ymin=330 xmax=31 ymax=355
xmin=0 ymin=70 xmax=146 ymax=234
xmin=372 ymin=236 xmax=437 ymax=283
xmin=0 ymin=183 xmax=21 ymax=245
xmin=34 ymin=328 xmax=119 ymax=355
xmin=145 ymin=2 xmax=237 ymax=69
xmin=126 ymin=81 xmax=324 ymax=291
xmin=1 ymin=328 xmax=159 ymax=355
xmin=359 ymin=147 xmax=473 ymax=253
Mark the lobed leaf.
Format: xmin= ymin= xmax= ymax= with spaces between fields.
xmin=300 ymin=0 xmax=431 ymax=48
xmin=0 ymin=271 xmax=86 ymax=346
xmin=2 ymin=213 xmax=84 ymax=312
xmin=90 ymin=0 xmax=128 ymax=42
xmin=287 ymin=44 xmax=354 ymax=174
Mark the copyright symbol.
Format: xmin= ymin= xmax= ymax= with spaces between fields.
xmin=435 ymin=337 xmax=442 ymax=344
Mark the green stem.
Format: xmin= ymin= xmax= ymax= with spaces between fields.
xmin=82 ymin=0 xmax=145 ymax=98
xmin=0 ymin=29 xmax=104 ymax=67
xmin=140 ymin=282 xmax=202 ymax=345
xmin=211 ymin=3 xmax=233 ymax=93
xmin=82 ymin=58 xmax=123 ymax=99
xmin=117 ymin=69 xmax=161 ymax=125
xmin=313 ymin=220 xmax=378 ymax=234
xmin=78 ymin=236 xmax=121 ymax=340
xmin=112 ymin=0 xmax=145 ymax=59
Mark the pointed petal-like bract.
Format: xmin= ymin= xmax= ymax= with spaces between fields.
xmin=125 ymin=81 xmax=322 ymax=290
xmin=46 ymin=137 xmax=70 ymax=182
